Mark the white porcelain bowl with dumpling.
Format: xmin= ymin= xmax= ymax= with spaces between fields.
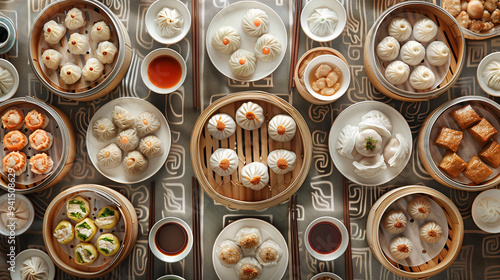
xmin=303 ymin=55 xmax=350 ymax=103
xmin=0 ymin=193 xmax=34 ymax=236
xmin=300 ymin=0 xmax=347 ymax=42
xmin=477 ymin=52 xmax=500 ymax=97
xmin=0 ymin=59 xmax=18 ymax=102
xmin=145 ymin=0 xmax=192 ymax=45
xmin=10 ymin=249 xmax=56 ymax=280
xmin=472 ymin=189 xmax=500 ymax=233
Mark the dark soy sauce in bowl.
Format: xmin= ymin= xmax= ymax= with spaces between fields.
xmin=0 ymin=26 xmax=8 ymax=43
xmin=308 ymin=221 xmax=342 ymax=254
xmin=155 ymin=222 xmax=188 ymax=256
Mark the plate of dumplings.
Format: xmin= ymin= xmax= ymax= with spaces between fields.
xmin=205 ymin=1 xmax=287 ymax=82
xmin=86 ymin=97 xmax=171 ymax=184
xmin=328 ymin=101 xmax=412 ymax=186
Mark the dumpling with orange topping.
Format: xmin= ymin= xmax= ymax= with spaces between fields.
xmin=25 ymin=109 xmax=49 ymax=131
xmin=268 ymin=115 xmax=296 ymax=142
xmin=29 ymin=129 xmax=53 ymax=151
xmin=135 ymin=112 xmax=160 ymax=137
xmin=138 ymin=135 xmax=162 ymax=159
xmin=2 ymin=151 xmax=27 ymax=176
xmin=3 ymin=130 xmax=28 ymax=151
xmin=111 ymin=105 xmax=135 ymax=129
xmin=29 ymin=153 xmax=54 ymax=175
xmin=229 ymin=49 xmax=256 ymax=77
xmin=41 ymin=49 xmax=62 ymax=70
xmin=267 ymin=149 xmax=296 ymax=174
xmin=235 ymin=102 xmax=264 ymax=130
xmin=210 ymin=148 xmax=238 ymax=176
xmin=115 ymin=128 xmax=139 ymax=152
xmin=92 ymin=117 xmax=117 ymax=142
xmin=242 ymin=9 xmax=269 ymax=37
xmin=97 ymin=143 xmax=122 ymax=168
xmin=254 ymin=34 xmax=281 ymax=62
xmin=207 ymin=113 xmax=236 ymax=140
xmin=212 ymin=26 xmax=241 ymax=55
xmin=1 ymin=108 xmax=24 ymax=130
xmin=240 ymin=162 xmax=269 ymax=191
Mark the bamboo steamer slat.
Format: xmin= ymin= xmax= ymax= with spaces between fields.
xmin=190 ymin=92 xmax=312 ymax=210
xmin=42 ymin=184 xmax=138 ymax=278
xmin=366 ymin=185 xmax=464 ymax=279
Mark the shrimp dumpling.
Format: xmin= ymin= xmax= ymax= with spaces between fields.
xmin=29 ymin=153 xmax=54 ymax=175
xmin=376 ymin=36 xmax=400 ymax=61
xmin=210 ymin=148 xmax=238 ymax=176
xmin=112 ymin=105 xmax=135 ymax=129
xmin=383 ymin=133 xmax=411 ymax=167
xmin=419 ymin=221 xmax=443 ymax=244
xmin=267 ymin=149 xmax=296 ymax=174
xmin=207 ymin=113 xmax=236 ymax=140
xmin=358 ymin=110 xmax=393 ymax=138
xmin=254 ymin=34 xmax=282 ymax=62
xmin=97 ymin=143 xmax=122 ymax=168
xmin=268 ymin=114 xmax=296 ymax=142
xmin=388 ymin=17 xmax=412 ymax=42
xmin=65 ymin=7 xmax=86 ymax=30
xmin=407 ymin=197 xmax=432 ymax=220
xmin=41 ymin=49 xmax=62 ymax=70
xmin=115 ymin=128 xmax=139 ymax=152
xmin=383 ymin=210 xmax=407 ymax=234
xmin=413 ymin=17 xmax=438 ymax=43
xmin=92 ymin=117 xmax=117 ymax=142
xmin=240 ymin=162 xmax=269 ymax=190
xmin=256 ymin=239 xmax=283 ymax=267
xmin=235 ymin=227 xmax=262 ymax=250
xmin=236 ymin=102 xmax=264 ymax=130
xmin=60 ymin=63 xmax=82 ymax=85
xmin=139 ymin=135 xmax=163 ymax=159
xmin=353 ymin=154 xmax=387 ymax=178
xmin=82 ymin=58 xmax=104 ymax=82
xmin=229 ymin=49 xmax=256 ymax=77
xmin=123 ymin=151 xmax=149 ymax=175
xmin=43 ymin=20 xmax=66 ymax=44
xmin=410 ymin=65 xmax=435 ymax=90
xmin=400 ymin=41 xmax=425 ymax=66
xmin=355 ymin=129 xmax=383 ymax=157
xmin=135 ymin=112 xmax=160 ymax=137
xmin=235 ymin=257 xmax=262 ymax=280
xmin=155 ymin=7 xmax=184 ymax=37
xmin=67 ymin=33 xmax=89 ymax=55
xmin=217 ymin=240 xmax=242 ymax=266
xmin=241 ymin=9 xmax=269 ymax=37
xmin=336 ymin=124 xmax=359 ymax=159
xmin=389 ymin=236 xmax=413 ymax=259
xmin=212 ymin=26 xmax=240 ymax=55
xmin=91 ymin=21 xmax=111 ymax=42
xmin=97 ymin=41 xmax=118 ymax=64
xmin=385 ymin=61 xmax=410 ymax=85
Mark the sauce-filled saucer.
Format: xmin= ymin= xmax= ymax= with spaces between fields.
xmin=305 ymin=216 xmax=349 ymax=261
xmin=148 ymin=217 xmax=193 ymax=263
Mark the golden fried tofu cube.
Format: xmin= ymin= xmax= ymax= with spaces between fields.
xmin=468 ymin=118 xmax=498 ymax=146
xmin=434 ymin=127 xmax=463 ymax=152
xmin=464 ymin=156 xmax=493 ymax=184
xmin=479 ymin=140 xmax=500 ymax=168
xmin=438 ymin=152 xmax=467 ymax=179
xmin=450 ymin=104 xmax=481 ymax=130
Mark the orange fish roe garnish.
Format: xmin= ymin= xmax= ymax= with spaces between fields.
xmin=277 ymin=125 xmax=286 ymax=135
xmin=223 ymin=38 xmax=229 ymax=45
xmin=47 ymin=28 xmax=51 ymax=32
xmin=239 ymin=57 xmax=246 ymax=65
xmin=250 ymin=176 xmax=261 ymax=185
xmin=245 ymin=111 xmax=259 ymax=122
xmin=219 ymin=159 xmax=230 ymax=170
xmin=71 ymin=41 xmax=76 ymax=45
xmin=262 ymin=47 xmax=270 ymax=55
xmin=216 ymin=117 xmax=226 ymax=131
xmin=121 ymin=137 xmax=129 ymax=144
xmin=97 ymin=26 xmax=101 ymax=31
xmin=397 ymin=244 xmax=409 ymax=253
xmin=277 ymin=158 xmax=288 ymax=170
xmin=254 ymin=18 xmax=261 ymax=27
xmin=143 ymin=119 xmax=148 ymax=125
xmin=418 ymin=207 xmax=427 ymax=214
xmin=66 ymin=71 xmax=71 ymax=75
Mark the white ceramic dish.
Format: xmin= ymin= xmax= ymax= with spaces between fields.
xmin=328 ymin=101 xmax=413 ymax=186
xmin=10 ymin=249 xmax=56 ymax=280
xmin=0 ymin=59 xmax=19 ymax=102
xmin=212 ymin=218 xmax=288 ymax=280
xmin=86 ymin=97 xmax=171 ymax=184
xmin=304 ymin=216 xmax=349 ymax=261
xmin=300 ymin=0 xmax=347 ymax=42
xmin=472 ymin=189 xmax=500 ymax=233
xmin=0 ymin=193 xmax=34 ymax=236
xmin=145 ymin=0 xmax=191 ymax=45
xmin=477 ymin=52 xmax=500 ymax=97
xmin=157 ymin=276 xmax=185 ymax=280
xmin=304 ymin=55 xmax=350 ymax=103
xmin=149 ymin=217 xmax=193 ymax=263
xmin=141 ymin=48 xmax=187 ymax=94
xmin=310 ymin=272 xmax=343 ymax=280
xmin=206 ymin=1 xmax=287 ymax=82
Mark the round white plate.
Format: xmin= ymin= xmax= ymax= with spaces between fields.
xmin=311 ymin=272 xmax=342 ymax=280
xmin=206 ymin=1 xmax=287 ymax=82
xmin=10 ymin=249 xmax=55 ymax=280
xmin=472 ymin=189 xmax=500 ymax=233
xmin=328 ymin=101 xmax=413 ymax=186
xmin=212 ymin=218 xmax=288 ymax=280
xmin=477 ymin=52 xmax=500 ymax=97
xmin=86 ymin=97 xmax=171 ymax=184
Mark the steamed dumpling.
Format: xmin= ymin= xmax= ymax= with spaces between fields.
xmin=359 ymin=110 xmax=392 ymax=138
xmin=385 ymin=61 xmax=410 ymax=85
xmin=476 ymin=198 xmax=500 ymax=223
xmin=217 ymin=240 xmax=242 ymax=266
xmin=383 ymin=133 xmax=410 ymax=167
xmin=376 ymin=36 xmax=400 ymax=61
xmin=0 ymin=66 xmax=13 ymax=95
xmin=337 ymin=125 xmax=359 ymax=159
xmin=267 ymin=149 xmax=296 ymax=174
xmin=235 ymin=257 xmax=262 ymax=280
xmin=482 ymin=61 xmax=500 ymax=90
xmin=60 ymin=63 xmax=82 ymax=85
xmin=115 ymin=128 xmax=139 ymax=152
xmin=29 ymin=153 xmax=54 ymax=175
xmin=229 ymin=49 xmax=256 ymax=77
xmin=67 ymin=33 xmax=89 ymax=55
xmin=400 ymin=41 xmax=425 ymax=66
xmin=97 ymin=143 xmax=122 ymax=168
xmin=210 ymin=148 xmax=238 ymax=176
xmin=268 ymin=114 xmax=296 ymax=142
xmin=207 ymin=113 xmax=236 ymax=140
xmin=65 ymin=7 xmax=86 ymax=30
xmin=135 ymin=112 xmax=160 ymax=137
xmin=256 ymin=239 xmax=282 ymax=267
xmin=235 ymin=102 xmax=264 ymax=130
xmin=389 ymin=236 xmax=413 ymax=259
xmin=240 ymin=162 xmax=269 ymax=190
xmin=92 ymin=117 xmax=117 ymax=142
xmin=407 ymin=197 xmax=432 ymax=220
xmin=123 ymin=151 xmax=148 ymax=175
xmin=43 ymin=20 xmax=66 ymax=44
xmin=413 ymin=17 xmax=437 ymax=43
xmin=97 ymin=41 xmax=118 ymax=64
xmin=419 ymin=221 xmax=443 ymax=244
xmin=212 ymin=26 xmax=241 ymax=55
xmin=235 ymin=227 xmax=262 ymax=250
xmin=139 ymin=135 xmax=163 ymax=159
xmin=383 ymin=210 xmax=407 ymax=234
xmin=41 ymin=49 xmax=62 ymax=70
xmin=155 ymin=7 xmax=184 ymax=37
xmin=426 ymin=41 xmax=450 ymax=67
xmin=112 ymin=105 xmax=135 ymax=129
xmin=241 ymin=9 xmax=269 ymax=37
xmin=254 ymin=34 xmax=282 ymax=62
xmin=410 ymin=65 xmax=435 ymax=90
xmin=82 ymin=58 xmax=104 ymax=82
xmin=91 ymin=21 xmax=111 ymax=42
xmin=307 ymin=8 xmax=338 ymax=37
xmin=21 ymin=256 xmax=49 ymax=280
xmin=388 ymin=17 xmax=412 ymax=42
xmin=353 ymin=154 xmax=387 ymax=178
xmin=355 ymin=129 xmax=383 ymax=157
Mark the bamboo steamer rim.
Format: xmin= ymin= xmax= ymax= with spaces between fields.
xmin=42 ymin=184 xmax=138 ymax=278
xmin=190 ymin=91 xmax=313 ymax=210
xmin=366 ymin=185 xmax=464 ymax=279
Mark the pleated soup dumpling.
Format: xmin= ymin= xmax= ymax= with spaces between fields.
xmin=112 ymin=105 xmax=135 ymax=129
xmin=2 ymin=151 xmax=27 ymax=176
xmin=43 ymin=20 xmax=66 ymax=45
xmin=419 ymin=221 xmax=443 ymax=244
xmin=235 ymin=227 xmax=262 ymax=250
xmin=95 ymin=206 xmax=120 ymax=229
xmin=66 ymin=195 xmax=89 ymax=222
xmin=82 ymin=58 xmax=104 ymax=82
xmin=75 ymin=217 xmax=98 ymax=242
xmin=97 ymin=41 xmax=118 ymax=64
xmin=91 ymin=21 xmax=111 ymax=42
xmin=123 ymin=150 xmax=149 ymax=175
xmin=400 ymin=41 xmax=425 ymax=66
xmin=410 ymin=65 xmax=435 ymax=90
xmin=29 ymin=153 xmax=54 ymax=175
xmin=254 ymin=34 xmax=282 ymax=62
xmin=353 ymin=154 xmax=387 ymax=178
xmin=212 ymin=26 xmax=241 ymax=55
xmin=241 ymin=9 xmax=269 ymax=37
xmin=25 ymin=109 xmax=49 ymax=131
xmin=229 ymin=49 xmax=257 ymax=77
xmin=256 ymin=239 xmax=283 ymax=267
xmin=407 ymin=196 xmax=432 ymax=220
xmin=60 ymin=63 xmax=82 ymax=85
xmin=97 ymin=143 xmax=122 ymax=168
xmin=155 ymin=7 xmax=184 ymax=37
xmin=483 ymin=61 xmax=500 ymax=90
xmin=382 ymin=210 xmax=408 ymax=234
xmin=0 ymin=66 xmax=13 ymax=95
xmin=210 ymin=148 xmax=238 ymax=176
xmin=307 ymin=8 xmax=338 ymax=37
xmin=29 ymin=129 xmax=53 ymax=151
xmin=476 ymin=198 xmax=500 ymax=223
xmin=267 ymin=149 xmax=296 ymax=174
xmin=355 ymin=129 xmax=383 ymax=157
xmin=115 ymin=128 xmax=139 ymax=152
xmin=41 ymin=49 xmax=62 ymax=70
xmin=385 ymin=61 xmax=410 ymax=85
xmin=240 ymin=162 xmax=269 ymax=191
xmin=135 ymin=112 xmax=160 ymax=137
xmin=235 ymin=257 xmax=262 ymax=280
xmin=3 ymin=130 xmax=28 ymax=151
xmin=413 ymin=17 xmax=437 ymax=43
xmin=139 ymin=135 xmax=163 ymax=159
xmin=268 ymin=114 xmax=296 ymax=142
xmin=67 ymin=33 xmax=89 ymax=55
xmin=235 ymin=101 xmax=264 ymax=130
xmin=388 ymin=17 xmax=412 ymax=42
xmin=376 ymin=36 xmax=400 ymax=61
xmin=389 ymin=236 xmax=413 ymax=260
xmin=74 ymin=243 xmax=98 ymax=266
xmin=1 ymin=108 xmax=24 ymax=130
xmin=383 ymin=133 xmax=410 ymax=167
xmin=207 ymin=113 xmax=236 ymax=140
xmin=96 ymin=233 xmax=120 ymax=256
xmin=53 ymin=220 xmax=74 ymax=244
xmin=65 ymin=7 xmax=86 ymax=30
xmin=21 ymin=256 xmax=49 ymax=280
xmin=217 ymin=240 xmax=242 ymax=266
xmin=336 ymin=125 xmax=359 ymax=159
xmin=358 ymin=110 xmax=393 ymax=138
xmin=426 ymin=41 xmax=450 ymax=67
xmin=92 ymin=117 xmax=117 ymax=142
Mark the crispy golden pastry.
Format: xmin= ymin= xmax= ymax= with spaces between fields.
xmin=435 ymin=127 xmax=463 ymax=152
xmin=450 ymin=104 xmax=481 ymax=130
xmin=439 ymin=152 xmax=467 ymax=179
xmin=464 ymin=155 xmax=493 ymax=184
xmin=468 ymin=118 xmax=498 ymax=146
xmin=479 ymin=140 xmax=500 ymax=168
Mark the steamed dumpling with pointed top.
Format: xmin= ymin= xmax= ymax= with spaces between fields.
xmin=353 ymin=154 xmax=387 ymax=178
xmin=60 ymin=63 xmax=82 ymax=85
xmin=65 ymin=7 xmax=86 ymax=30
xmin=410 ymin=65 xmax=435 ymax=90
xmin=385 ymin=61 xmax=410 ymax=85
xmin=419 ymin=221 xmax=443 ymax=244
xmin=376 ymin=36 xmax=400 ymax=61
xmin=383 ymin=210 xmax=407 ymax=234
xmin=135 ymin=112 xmax=160 ymax=137
xmin=241 ymin=162 xmax=269 ymax=190
xmin=388 ymin=17 xmax=412 ymax=42
xmin=82 ymin=58 xmax=104 ymax=82
xmin=383 ymin=133 xmax=410 ymax=167
xmin=210 ymin=148 xmax=238 ymax=176
xmin=241 ymin=9 xmax=269 ymax=37
xmin=67 ymin=33 xmax=89 ymax=55
xmin=91 ymin=21 xmax=111 ymax=42
xmin=426 ymin=41 xmax=450 ymax=67
xmin=268 ymin=114 xmax=296 ymax=142
xmin=207 ymin=113 xmax=236 ymax=140
xmin=112 ymin=105 xmax=135 ymax=129
xmin=235 ymin=102 xmax=264 ymax=130
xmin=355 ymin=129 xmax=383 ymax=157
xmin=43 ymin=20 xmax=66 ymax=44
xmin=476 ymin=198 xmax=500 ymax=223
xmin=413 ymin=17 xmax=437 ymax=43
xmin=307 ymin=8 xmax=338 ymax=37
xmin=139 ymin=135 xmax=163 ymax=159
xmin=407 ymin=197 xmax=432 ymax=220
xmin=123 ymin=151 xmax=148 ymax=175
xmin=156 ymin=7 xmax=184 ymax=37
xmin=97 ymin=41 xmax=118 ymax=64
xmin=92 ymin=117 xmax=117 ymax=142
xmin=97 ymin=143 xmax=122 ymax=168
xmin=254 ymin=34 xmax=282 ymax=62
xmin=337 ymin=125 xmax=359 ymax=159
xmin=401 ymin=41 xmax=425 ymax=66
xmin=41 ymin=49 xmax=62 ymax=70
xmin=267 ymin=149 xmax=296 ymax=174
xmin=358 ymin=110 xmax=393 ymax=138
xmin=21 ymin=256 xmax=49 ymax=280
xmin=389 ymin=236 xmax=413 ymax=259
xmin=115 ymin=128 xmax=139 ymax=152
xmin=229 ymin=49 xmax=256 ymax=77
xmin=212 ymin=26 xmax=241 ymax=55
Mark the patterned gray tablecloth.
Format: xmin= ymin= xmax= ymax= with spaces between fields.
xmin=0 ymin=0 xmax=499 ymax=279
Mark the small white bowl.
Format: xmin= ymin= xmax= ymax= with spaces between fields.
xmin=148 ymin=217 xmax=193 ymax=263
xmin=145 ymin=0 xmax=191 ymax=45
xmin=157 ymin=276 xmax=185 ymax=280
xmin=472 ymin=189 xmax=500 ymax=233
xmin=478 ymin=52 xmax=500 ymax=97
xmin=0 ymin=59 xmax=18 ymax=102
xmin=141 ymin=48 xmax=187 ymax=94
xmin=304 ymin=216 xmax=349 ymax=261
xmin=10 ymin=249 xmax=56 ymax=280
xmin=304 ymin=55 xmax=350 ymax=103
xmin=0 ymin=193 xmax=34 ymax=236
xmin=300 ymin=0 xmax=347 ymax=42
xmin=311 ymin=272 xmax=342 ymax=280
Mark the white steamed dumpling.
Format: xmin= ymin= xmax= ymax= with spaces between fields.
xmin=358 ymin=110 xmax=392 ymax=138
xmin=112 ymin=105 xmax=135 ymax=129
xmin=336 ymin=124 xmax=359 ymax=159
xmin=67 ymin=33 xmax=89 ymax=55
xmin=256 ymin=239 xmax=283 ymax=267
xmin=60 ymin=63 xmax=82 ymax=85
xmin=155 ymin=7 xmax=184 ymax=37
xmin=355 ymin=129 xmax=383 ymax=157
xmin=307 ymin=8 xmax=338 ymax=37
xmin=91 ymin=21 xmax=111 ymax=42
xmin=212 ymin=26 xmax=241 ymax=55
xmin=82 ymin=58 xmax=104 ymax=82
xmin=139 ymin=135 xmax=163 ymax=159
xmin=388 ymin=17 xmax=412 ymax=42
xmin=400 ymin=40 xmax=425 ymax=66
xmin=240 ymin=162 xmax=269 ymax=190
xmin=383 ymin=210 xmax=408 ymax=234
xmin=235 ymin=101 xmax=264 ymax=130
xmin=268 ymin=114 xmax=296 ymax=142
xmin=41 ymin=49 xmax=62 ymax=71
xmin=65 ymin=7 xmax=86 ymax=30
xmin=241 ymin=9 xmax=269 ymax=37
xmin=92 ymin=117 xmax=117 ymax=142
xmin=476 ymin=198 xmax=500 ymax=223
xmin=413 ymin=17 xmax=438 ymax=43
xmin=376 ymin=36 xmax=400 ymax=61
xmin=43 ymin=20 xmax=66 ymax=44
xmin=0 ymin=66 xmax=13 ymax=95
xmin=407 ymin=197 xmax=432 ymax=220
xmin=410 ymin=65 xmax=435 ymax=90
xmin=426 ymin=41 xmax=450 ymax=67
xmin=353 ymin=154 xmax=387 ymax=178
xmin=123 ymin=150 xmax=148 ymax=175
xmin=267 ymin=149 xmax=296 ymax=174
xmin=21 ymin=256 xmax=49 ymax=280
xmin=483 ymin=61 xmax=500 ymax=90
xmin=385 ymin=61 xmax=410 ymax=85
xmin=419 ymin=221 xmax=443 ymax=244
xmin=389 ymin=236 xmax=413 ymax=259
xmin=235 ymin=257 xmax=262 ymax=279
xmin=97 ymin=143 xmax=122 ymax=168
xmin=97 ymin=41 xmax=118 ymax=64
xmin=135 ymin=112 xmax=160 ymax=137
xmin=207 ymin=113 xmax=236 ymax=140
xmin=383 ymin=133 xmax=410 ymax=167
xmin=229 ymin=49 xmax=256 ymax=77
xmin=254 ymin=34 xmax=282 ymax=62
xmin=210 ymin=148 xmax=239 ymax=176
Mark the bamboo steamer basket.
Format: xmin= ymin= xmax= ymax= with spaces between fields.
xmin=294 ymin=47 xmax=348 ymax=105
xmin=418 ymin=96 xmax=500 ymax=191
xmin=363 ymin=1 xmax=465 ymax=102
xmin=190 ymin=92 xmax=312 ymax=210
xmin=366 ymin=185 xmax=464 ymax=279
xmin=0 ymin=97 xmax=76 ymax=193
xmin=43 ymin=184 xmax=138 ymax=278
xmin=29 ymin=0 xmax=132 ymax=101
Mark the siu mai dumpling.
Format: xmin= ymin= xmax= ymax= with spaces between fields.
xmin=267 ymin=149 xmax=296 ymax=174
xmin=60 ymin=63 xmax=82 ymax=85
xmin=235 ymin=257 xmax=262 ymax=280
xmin=268 ymin=114 xmax=296 ymax=142
xmin=96 ymin=233 xmax=120 ymax=256
xmin=241 ymin=9 xmax=269 ymax=37
xmin=116 ymin=128 xmax=141 ymax=151
xmin=139 ymin=135 xmax=163 ymax=159
xmin=383 ymin=210 xmax=407 ymax=234
xmin=419 ymin=221 xmax=443 ymax=244
xmin=95 ymin=206 xmax=120 ymax=229
xmin=389 ymin=236 xmax=413 ymax=259
xmin=97 ymin=41 xmax=118 ymax=64
xmin=407 ymin=197 xmax=431 ymax=220
xmin=353 ymin=154 xmax=387 ymax=178
xmin=25 ymin=109 xmax=49 ymax=131
xmin=212 ymin=26 xmax=241 ymax=55
xmin=112 ymin=105 xmax=135 ymax=129
xmin=29 ymin=129 xmax=53 ymax=151
xmin=2 ymin=151 xmax=27 ymax=176
xmin=97 ymin=143 xmax=122 ymax=168
xmin=41 ymin=49 xmax=62 ymax=70
xmin=383 ymin=133 xmax=410 ymax=167
xmin=235 ymin=227 xmax=262 ymax=250
xmin=67 ymin=33 xmax=89 ymax=55
xmin=92 ymin=117 xmax=117 ymax=142
xmin=358 ymin=110 xmax=392 ymax=138
xmin=135 ymin=112 xmax=160 ymax=137
xmin=229 ymin=49 xmax=256 ymax=77
xmin=74 ymin=243 xmax=98 ymax=266
xmin=207 ymin=113 xmax=236 ymax=140
xmin=256 ymin=239 xmax=282 ymax=267
xmin=91 ymin=21 xmax=111 ymax=42
xmin=1 ymin=108 xmax=24 ymax=130
xmin=43 ymin=20 xmax=66 ymax=44
xmin=3 ymin=130 xmax=28 ymax=151
xmin=82 ymin=58 xmax=104 ymax=82
xmin=210 ymin=148 xmax=238 ymax=176
xmin=66 ymin=196 xmax=90 ymax=222
xmin=355 ymin=129 xmax=383 ymax=157
xmin=65 ymin=7 xmax=86 ymax=30
xmin=217 ymin=240 xmax=242 ymax=266
xmin=75 ymin=217 xmax=98 ymax=242
xmin=29 ymin=153 xmax=54 ymax=175
xmin=123 ymin=151 xmax=148 ymax=175
xmin=235 ymin=102 xmax=264 ymax=130
xmin=53 ymin=220 xmax=74 ymax=244
xmin=240 ymin=162 xmax=269 ymax=191
xmin=336 ymin=124 xmax=359 ymax=159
